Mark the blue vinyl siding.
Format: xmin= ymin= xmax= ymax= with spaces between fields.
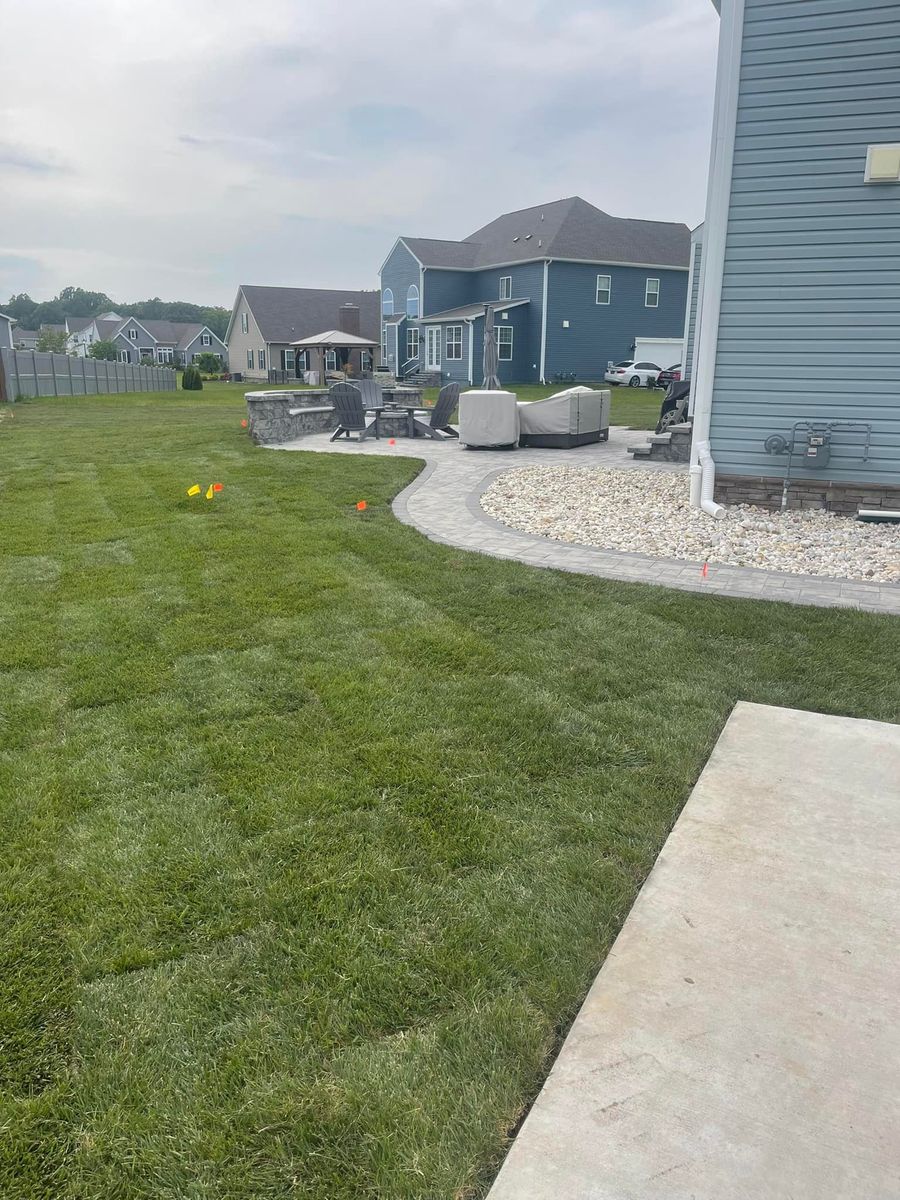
xmin=474 ymin=263 xmax=544 ymax=381
xmin=380 ymin=242 xmax=420 ymax=321
xmin=710 ymin=0 xmax=900 ymax=485
xmin=545 ymin=262 xmax=688 ymax=381
xmin=421 ymin=269 xmax=471 ymax=317
xmin=435 ymin=324 xmax=471 ymax=386
xmin=468 ymin=306 xmax=532 ymax=386
xmin=684 ymin=231 xmax=703 ymax=380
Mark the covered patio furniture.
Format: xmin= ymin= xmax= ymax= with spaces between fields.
xmin=412 ymin=382 xmax=460 ymax=439
xmin=329 ymin=383 xmax=380 ymax=442
xmin=518 ymin=387 xmax=611 ymax=448
xmin=458 ymin=389 xmax=519 ymax=449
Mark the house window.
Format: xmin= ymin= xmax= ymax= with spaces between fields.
xmin=381 ymin=325 xmax=388 ymax=362
xmin=201 ymin=333 xmax=211 ymax=346
xmin=282 ymin=349 xmax=296 ymax=373
xmin=406 ymin=285 xmax=419 ymax=318
xmin=406 ymin=327 xmax=420 ymax=361
xmin=645 ymin=278 xmax=660 ymax=307
xmin=129 ymin=328 xmax=138 ymax=340
xmin=446 ymin=325 xmax=463 ymax=360
xmin=156 ymin=347 xmax=173 ymax=364
xmin=246 ymin=350 xmax=253 ymax=369
xmin=497 ymin=326 xmax=513 ymax=361
xmin=258 ymin=349 xmax=266 ymax=369
xmin=499 ymin=276 xmax=512 ymax=301
xmin=118 ymin=349 xmax=131 ymax=363
xmin=596 ymin=274 xmax=612 ymax=305
xmin=325 ymin=350 xmax=337 ymax=371
xmin=241 ymin=312 xmax=249 ymax=333
xmin=382 ymin=288 xmax=394 ymax=316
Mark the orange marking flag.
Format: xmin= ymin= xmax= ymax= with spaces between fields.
xmin=241 ymin=419 xmax=248 ymax=428
xmin=701 ymin=562 xmax=709 ymax=579
xmin=356 ymin=501 xmax=367 ymax=511
xmin=213 ymin=483 xmax=223 ymax=493
xmin=187 ymin=484 xmax=201 ymax=497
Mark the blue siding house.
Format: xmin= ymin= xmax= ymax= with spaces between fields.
xmin=379 ymin=197 xmax=690 ymax=386
xmin=692 ymin=0 xmax=900 ymax=511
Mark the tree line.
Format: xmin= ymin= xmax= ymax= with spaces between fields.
xmin=3 ymin=286 xmax=230 ymax=341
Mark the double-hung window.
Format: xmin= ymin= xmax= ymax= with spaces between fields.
xmin=596 ymin=274 xmax=611 ymax=305
xmin=325 ymin=350 xmax=337 ymax=371
xmin=499 ymin=275 xmax=512 ymax=301
xmin=258 ymin=348 xmax=266 ymax=370
xmin=246 ymin=350 xmax=253 ymax=369
xmin=645 ymin=278 xmax=660 ymax=307
xmin=381 ymin=325 xmax=388 ymax=362
xmin=497 ymin=326 xmax=513 ymax=361
xmin=157 ymin=347 xmax=173 ymax=364
xmin=129 ymin=328 xmax=138 ymax=340
xmin=241 ymin=313 xmax=249 ymax=334
xmin=201 ymin=333 xmax=211 ymax=347
xmin=445 ymin=325 xmax=463 ymax=360
xmin=282 ymin=349 xmax=296 ymax=372
xmin=406 ymin=327 xmax=420 ymax=360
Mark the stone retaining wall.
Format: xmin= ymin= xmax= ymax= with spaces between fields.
xmin=715 ymin=473 xmax=900 ymax=514
xmin=245 ymin=390 xmax=335 ymax=445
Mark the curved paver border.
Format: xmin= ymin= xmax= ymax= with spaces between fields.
xmin=273 ymin=432 xmax=900 ymax=615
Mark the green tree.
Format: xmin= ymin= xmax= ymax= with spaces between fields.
xmin=194 ymin=351 xmax=222 ymax=374
xmin=182 ymin=365 xmax=203 ymax=391
xmin=36 ymin=329 xmax=69 ymax=353
xmin=89 ymin=340 xmax=118 ymax=361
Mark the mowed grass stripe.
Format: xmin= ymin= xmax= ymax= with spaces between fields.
xmin=0 ymin=383 xmax=896 ymax=1199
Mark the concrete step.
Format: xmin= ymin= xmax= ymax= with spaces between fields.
xmin=627 ymin=445 xmax=653 ymax=458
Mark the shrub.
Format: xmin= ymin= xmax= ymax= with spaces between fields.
xmin=182 ymin=365 xmax=203 ymax=391
xmin=194 ymin=351 xmax=223 ymax=374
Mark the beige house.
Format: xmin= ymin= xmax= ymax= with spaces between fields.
xmin=225 ymin=285 xmax=380 ymax=381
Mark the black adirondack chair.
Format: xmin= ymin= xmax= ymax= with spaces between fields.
xmin=413 ymin=382 xmax=460 ymax=439
xmin=352 ymin=378 xmax=384 ymax=410
xmin=329 ymin=383 xmax=380 ymax=441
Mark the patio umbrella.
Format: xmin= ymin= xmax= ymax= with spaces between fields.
xmin=482 ymin=304 xmax=501 ymax=390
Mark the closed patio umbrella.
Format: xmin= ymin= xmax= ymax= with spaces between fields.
xmin=482 ymin=304 xmax=501 ymax=390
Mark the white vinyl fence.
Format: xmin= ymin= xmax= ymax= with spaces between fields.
xmin=0 ymin=349 xmax=177 ymax=400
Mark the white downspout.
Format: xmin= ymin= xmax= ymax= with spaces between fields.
xmin=539 ymin=259 xmax=550 ymax=383
xmin=689 ymin=0 xmax=744 ymax=520
xmin=466 ymin=319 xmax=474 ymax=385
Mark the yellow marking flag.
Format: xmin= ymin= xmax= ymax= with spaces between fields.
xmin=205 ymin=484 xmax=214 ymax=500
xmin=187 ymin=484 xmax=201 ymax=496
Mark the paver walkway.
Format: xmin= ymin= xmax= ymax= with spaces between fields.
xmin=487 ymin=702 xmax=900 ymax=1200
xmin=273 ymin=429 xmax=900 ymax=613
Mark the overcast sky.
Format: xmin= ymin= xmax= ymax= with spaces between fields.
xmin=0 ymin=0 xmax=719 ymax=308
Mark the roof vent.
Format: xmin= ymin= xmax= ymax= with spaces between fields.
xmin=538 ymin=239 xmax=542 ymax=248
xmin=525 ymin=234 xmax=532 ymax=240
xmin=513 ymin=236 xmax=520 ymax=242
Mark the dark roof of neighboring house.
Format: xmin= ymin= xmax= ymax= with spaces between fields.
xmin=67 ymin=316 xmax=95 ymax=333
xmin=401 ymin=196 xmax=690 ymax=271
xmin=95 ymin=320 xmax=120 ymax=340
xmin=40 ymin=323 xmax=66 ymax=333
xmin=237 ymin=286 xmax=381 ymax=345
xmin=14 ymin=328 xmax=38 ymax=338
xmin=113 ymin=318 xmax=220 ymax=350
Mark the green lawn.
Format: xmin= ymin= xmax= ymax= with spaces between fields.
xmin=1 ymin=383 xmax=896 ymax=1199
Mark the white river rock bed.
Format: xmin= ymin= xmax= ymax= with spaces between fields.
xmin=481 ymin=466 xmax=900 ymax=584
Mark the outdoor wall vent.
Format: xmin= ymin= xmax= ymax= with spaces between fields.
xmin=865 ymin=144 xmax=900 ymax=182
xmin=562 ymin=320 xmax=570 ymax=329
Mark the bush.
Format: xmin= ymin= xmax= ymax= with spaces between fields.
xmin=194 ymin=351 xmax=223 ymax=374
xmin=182 ymin=365 xmax=203 ymax=391
xmin=89 ymin=340 xmax=118 ymax=361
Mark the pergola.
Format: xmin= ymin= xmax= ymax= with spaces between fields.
xmin=290 ymin=329 xmax=378 ymax=382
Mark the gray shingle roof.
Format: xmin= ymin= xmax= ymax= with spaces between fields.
xmin=238 ymin=286 xmax=380 ymax=345
xmin=66 ymin=316 xmax=95 ymax=333
xmin=401 ymin=196 xmax=690 ymax=271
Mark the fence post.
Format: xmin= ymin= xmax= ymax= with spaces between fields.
xmin=50 ymin=353 xmax=58 ymax=397
xmin=67 ymin=354 xmax=74 ymax=396
xmin=81 ymin=356 xmax=87 ymax=396
xmin=31 ymin=351 xmax=39 ymax=397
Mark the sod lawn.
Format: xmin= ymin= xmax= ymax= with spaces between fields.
xmin=1 ymin=383 xmax=897 ymax=1199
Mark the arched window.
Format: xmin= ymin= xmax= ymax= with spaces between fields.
xmin=406 ymin=284 xmax=420 ymax=319
xmin=382 ymin=288 xmax=394 ymax=317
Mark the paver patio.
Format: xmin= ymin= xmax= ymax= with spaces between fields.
xmin=488 ymin=701 xmax=900 ymax=1199
xmin=273 ymin=429 xmax=900 ymax=614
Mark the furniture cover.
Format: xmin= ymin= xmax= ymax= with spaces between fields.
xmin=517 ymin=387 xmax=611 ymax=448
xmin=458 ymin=390 xmax=520 ymax=448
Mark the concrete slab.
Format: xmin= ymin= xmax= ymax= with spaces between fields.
xmin=487 ymin=702 xmax=900 ymax=1200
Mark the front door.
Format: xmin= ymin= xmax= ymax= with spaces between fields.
xmin=426 ymin=326 xmax=441 ymax=371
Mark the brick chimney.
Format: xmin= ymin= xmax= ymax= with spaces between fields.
xmin=337 ymin=303 xmax=360 ymax=337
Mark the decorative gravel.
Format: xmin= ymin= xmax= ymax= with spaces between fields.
xmin=481 ymin=466 xmax=900 ymax=584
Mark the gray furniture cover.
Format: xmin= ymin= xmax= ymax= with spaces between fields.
xmin=458 ymin=390 xmax=520 ymax=448
xmin=518 ymin=387 xmax=611 ymax=448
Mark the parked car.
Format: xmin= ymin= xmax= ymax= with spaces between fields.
xmin=603 ymin=360 xmax=661 ymax=388
xmin=655 ymin=363 xmax=682 ymax=390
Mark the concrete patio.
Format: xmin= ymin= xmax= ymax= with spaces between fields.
xmin=270 ymin=429 xmax=900 ymax=614
xmin=488 ymin=702 xmax=900 ymax=1199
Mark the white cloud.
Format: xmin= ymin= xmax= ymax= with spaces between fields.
xmin=0 ymin=0 xmax=719 ymax=305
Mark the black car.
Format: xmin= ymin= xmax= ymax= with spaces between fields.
xmin=654 ymin=363 xmax=682 ymax=390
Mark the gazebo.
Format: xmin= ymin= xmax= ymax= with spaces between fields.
xmin=290 ymin=329 xmax=378 ymax=382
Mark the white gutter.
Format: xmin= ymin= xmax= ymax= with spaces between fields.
xmin=689 ymin=0 xmax=743 ymax=520
xmin=539 ymin=259 xmax=550 ymax=383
